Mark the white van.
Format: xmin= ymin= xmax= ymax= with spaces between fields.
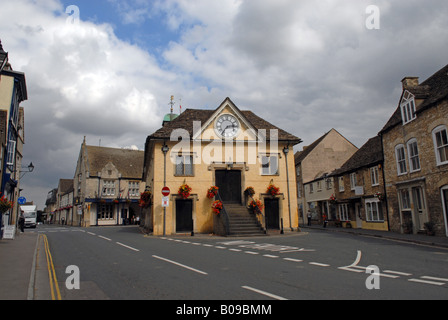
xmin=20 ymin=205 xmax=37 ymax=228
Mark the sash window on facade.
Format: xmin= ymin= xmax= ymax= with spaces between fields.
xmin=175 ymin=155 xmax=193 ymax=176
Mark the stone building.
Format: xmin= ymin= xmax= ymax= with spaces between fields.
xmin=73 ymin=138 xmax=145 ymax=227
xmin=54 ymin=179 xmax=74 ymax=225
xmin=44 ymin=188 xmax=58 ymax=223
xmin=0 ymin=52 xmax=27 ymax=231
xmin=331 ymin=136 xmax=388 ymax=231
xmin=380 ymin=64 xmax=448 ymax=236
xmin=294 ymin=128 xmax=358 ymax=225
xmin=142 ymin=97 xmax=301 ymax=236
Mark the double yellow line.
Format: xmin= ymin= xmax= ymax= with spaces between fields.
xmin=41 ymin=234 xmax=61 ymax=300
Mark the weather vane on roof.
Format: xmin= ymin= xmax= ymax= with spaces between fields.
xmin=170 ymin=95 xmax=175 ymax=114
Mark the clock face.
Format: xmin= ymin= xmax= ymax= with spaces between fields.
xmin=215 ymin=114 xmax=240 ymax=138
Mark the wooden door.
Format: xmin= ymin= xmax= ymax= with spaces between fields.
xmin=215 ymin=170 xmax=242 ymax=204
xmin=265 ymin=198 xmax=280 ymax=230
xmin=176 ymin=199 xmax=193 ymax=233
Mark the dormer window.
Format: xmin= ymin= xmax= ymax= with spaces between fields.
xmin=400 ymin=91 xmax=416 ymax=125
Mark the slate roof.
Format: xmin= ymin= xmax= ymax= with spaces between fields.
xmin=85 ymin=146 xmax=144 ymax=179
xmin=148 ymin=98 xmax=301 ymax=143
xmin=331 ymin=136 xmax=383 ymax=176
xmin=380 ymin=64 xmax=448 ymax=134
xmin=45 ymin=188 xmax=58 ymax=206
xmin=58 ymin=179 xmax=74 ymax=195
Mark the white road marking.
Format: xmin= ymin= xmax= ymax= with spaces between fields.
xmin=98 ymin=235 xmax=112 ymax=241
xmin=283 ymin=258 xmax=303 ymax=263
xmin=309 ymin=262 xmax=330 ymax=267
xmin=245 ymin=251 xmax=259 ymax=255
xmin=116 ymin=242 xmax=140 ymax=252
xmin=152 ymin=255 xmax=208 ymax=275
xmin=242 ymin=286 xmax=288 ymax=301
xmin=339 ymin=250 xmax=363 ymax=272
xmin=408 ymin=278 xmax=445 ymax=286
xmin=383 ymin=270 xmax=412 ymax=277
xmin=263 ymin=254 xmax=279 ymax=259
xmin=421 ymin=276 xmax=448 ymax=282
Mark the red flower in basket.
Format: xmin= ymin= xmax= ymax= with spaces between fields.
xmin=212 ymin=200 xmax=223 ymax=215
xmin=267 ymin=184 xmax=280 ymax=196
xmin=207 ymin=186 xmax=219 ymax=199
xmin=178 ymin=184 xmax=192 ymax=199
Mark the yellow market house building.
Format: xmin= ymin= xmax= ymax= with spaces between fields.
xmin=142 ymin=98 xmax=302 ymax=236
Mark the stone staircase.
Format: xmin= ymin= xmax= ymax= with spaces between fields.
xmin=224 ymin=203 xmax=266 ymax=237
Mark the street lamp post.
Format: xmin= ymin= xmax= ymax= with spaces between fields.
xmin=19 ymin=162 xmax=35 ymax=179
xmin=161 ymin=144 xmax=169 ymax=236
xmin=283 ymin=146 xmax=293 ymax=231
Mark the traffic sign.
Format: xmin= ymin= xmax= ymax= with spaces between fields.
xmin=18 ymin=197 xmax=26 ymax=205
xmin=162 ymin=187 xmax=170 ymax=197
xmin=162 ymin=196 xmax=169 ymax=207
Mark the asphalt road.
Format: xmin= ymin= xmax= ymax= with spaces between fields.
xmin=34 ymin=224 xmax=448 ymax=301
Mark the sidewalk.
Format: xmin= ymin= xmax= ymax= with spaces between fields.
xmin=0 ymin=231 xmax=38 ymax=300
xmin=301 ymin=224 xmax=448 ymax=249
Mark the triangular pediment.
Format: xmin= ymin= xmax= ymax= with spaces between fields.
xmin=192 ymin=98 xmax=262 ymax=142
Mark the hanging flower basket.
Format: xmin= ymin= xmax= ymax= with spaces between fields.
xmin=207 ymin=186 xmax=219 ymax=199
xmin=244 ymin=186 xmax=255 ymax=196
xmin=374 ymin=192 xmax=385 ymax=201
xmin=267 ymin=184 xmax=280 ymax=197
xmin=329 ymin=194 xmax=337 ymax=205
xmin=212 ymin=200 xmax=223 ymax=215
xmin=139 ymin=191 xmax=152 ymax=208
xmin=248 ymin=199 xmax=264 ymax=214
xmin=0 ymin=194 xmax=13 ymax=214
xmin=178 ymin=184 xmax=192 ymax=199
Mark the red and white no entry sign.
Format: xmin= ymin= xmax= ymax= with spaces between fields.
xmin=162 ymin=187 xmax=170 ymax=197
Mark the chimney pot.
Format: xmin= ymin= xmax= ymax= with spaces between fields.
xmin=401 ymin=77 xmax=419 ymax=89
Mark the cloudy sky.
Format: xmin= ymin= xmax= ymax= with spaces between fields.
xmin=1 ymin=0 xmax=447 ymax=209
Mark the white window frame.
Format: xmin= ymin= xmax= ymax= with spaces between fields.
xmin=370 ymin=166 xmax=379 ymax=186
xmin=128 ymin=181 xmax=140 ymax=197
xmin=98 ymin=204 xmax=114 ymax=220
xmin=395 ymin=144 xmax=407 ymax=175
xmin=338 ymin=203 xmax=349 ymax=221
xmin=400 ymin=91 xmax=416 ymax=125
xmin=365 ymin=198 xmax=384 ymax=222
xmin=6 ymin=140 xmax=16 ymax=166
xmin=261 ymin=155 xmax=279 ymax=176
xmin=102 ymin=180 xmax=116 ymax=196
xmin=326 ymin=178 xmax=332 ymax=190
xmin=441 ymin=185 xmax=448 ymax=237
xmin=399 ymin=188 xmax=411 ymax=211
xmin=175 ymin=155 xmax=194 ymax=176
xmin=338 ymin=176 xmax=344 ymax=192
xmin=432 ymin=125 xmax=448 ymax=166
xmin=350 ymin=173 xmax=357 ymax=190
xmin=407 ymin=138 xmax=421 ymax=172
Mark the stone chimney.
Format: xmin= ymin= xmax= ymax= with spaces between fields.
xmin=401 ymin=77 xmax=419 ymax=89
